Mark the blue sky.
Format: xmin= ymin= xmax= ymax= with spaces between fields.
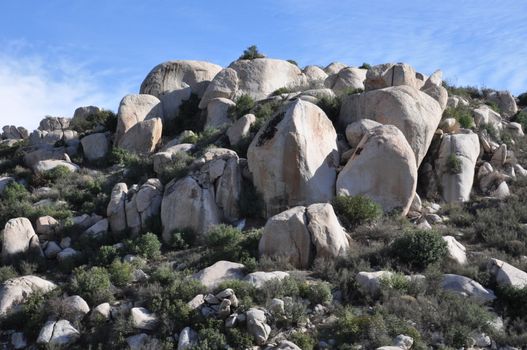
xmin=1 ymin=0 xmax=526 ymax=130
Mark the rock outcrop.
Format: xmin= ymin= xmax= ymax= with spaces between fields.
xmin=247 ymin=100 xmax=338 ymax=217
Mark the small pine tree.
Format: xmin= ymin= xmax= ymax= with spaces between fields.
xmin=239 ymin=45 xmax=265 ymax=60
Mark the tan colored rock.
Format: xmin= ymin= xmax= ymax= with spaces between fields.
xmin=107 ymin=183 xmax=128 ymax=233
xmin=161 ymin=176 xmax=220 ymax=241
xmin=192 ymin=261 xmax=246 ymax=290
xmin=303 ymin=65 xmax=328 ymax=83
xmin=443 ymin=236 xmax=467 ymax=265
xmin=337 ymin=125 xmax=417 ymax=215
xmin=325 ymin=67 xmax=367 ymax=94
xmin=140 ymin=60 xmax=222 ymax=98
xmin=473 ymin=105 xmax=502 ymax=129
xmin=339 ymin=85 xmax=443 ymax=166
xmin=345 ymin=119 xmax=382 ymax=148
xmin=115 ymin=94 xmax=163 ymax=144
xmin=227 ymin=114 xmax=256 ymax=145
xmin=199 ymin=68 xmax=239 ymax=109
xmin=0 ymin=276 xmax=57 ymax=315
xmin=118 ymin=118 xmax=162 ymax=154
xmin=34 ymin=160 xmax=79 ymax=173
xmin=35 ymin=216 xmax=59 ymax=236
xmin=81 ymin=133 xmax=108 ymax=161
xmin=202 ymin=59 xmax=305 ymax=105
xmin=324 ymin=62 xmax=347 ymax=75
xmin=420 ymin=70 xmax=448 ymax=110
xmin=488 ymin=258 xmax=527 ymax=288
xmin=205 ymin=98 xmax=235 ymax=129
xmin=436 ymin=131 xmax=480 ymax=202
xmin=259 ymin=206 xmax=312 ymax=269
xmin=487 ymin=91 xmax=518 ymax=117
xmin=248 ymin=100 xmax=338 ymax=216
xmin=153 ymin=143 xmax=194 ymax=174
xmin=365 ymin=63 xmax=419 ymax=91
xmin=306 ymin=203 xmax=350 ymax=259
xmin=2 ymin=218 xmax=42 ymax=263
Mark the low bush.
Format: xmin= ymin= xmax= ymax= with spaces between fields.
xmin=289 ymin=332 xmax=316 ymax=350
xmin=71 ymin=109 xmax=117 ymax=133
xmin=316 ymin=95 xmax=341 ymax=126
xmin=332 ymin=195 xmax=382 ymax=230
xmin=359 ymin=62 xmax=372 ymax=70
xmin=168 ymin=228 xmax=195 ymax=250
xmin=229 ymin=94 xmax=255 ymax=120
xmin=0 ymin=266 xmax=18 ymax=283
xmin=69 ymin=266 xmax=113 ymax=305
xmin=201 ymin=225 xmax=261 ymax=266
xmin=496 ymin=286 xmax=527 ymax=321
xmin=446 ymin=154 xmax=462 ymax=174
xmin=271 ymin=87 xmax=291 ymax=96
xmin=108 ymin=259 xmax=133 ymax=287
xmin=239 ymin=45 xmax=265 ymax=60
xmin=94 ymin=245 xmax=119 ymax=266
xmin=110 ymin=148 xmax=154 ymax=184
xmin=164 ymin=93 xmax=203 ymax=135
xmin=300 ymin=281 xmax=333 ymax=305
xmin=390 ymin=230 xmax=448 ymax=270
xmin=129 ymin=232 xmax=162 ymax=259
xmin=443 ymin=105 xmax=474 ymax=129
xmin=518 ymin=92 xmax=527 ymax=106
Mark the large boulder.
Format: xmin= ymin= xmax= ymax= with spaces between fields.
xmin=473 ymin=105 xmax=502 ymax=129
xmin=33 ymin=160 xmax=79 ymax=173
xmin=435 ymin=131 xmax=480 ymax=202
xmin=247 ymin=100 xmax=338 ymax=217
xmin=440 ymin=274 xmax=496 ymax=303
xmin=107 ymin=183 xmax=128 ymax=233
xmin=324 ymin=67 xmax=367 ymax=94
xmin=303 ymin=65 xmax=328 ymax=84
xmin=118 ymin=118 xmax=162 ymax=154
xmin=36 ymin=319 xmax=80 ymax=347
xmin=2 ymin=218 xmax=43 ymax=263
xmin=259 ymin=203 xmax=350 ymax=269
xmin=0 ymin=276 xmax=57 ymax=316
xmin=259 ymin=206 xmax=312 ymax=269
xmin=192 ymin=261 xmax=246 ymax=290
xmin=336 ymin=125 xmax=417 ymax=215
xmin=2 ymin=126 xmax=28 ymax=140
xmin=71 ymin=106 xmax=100 ymax=129
xmin=227 ymin=114 xmax=256 ymax=145
xmin=421 ymin=70 xmax=448 ymax=110
xmin=140 ymin=60 xmax=222 ymax=98
xmin=205 ymin=98 xmax=236 ymax=129
xmin=80 ymin=133 xmax=108 ymax=161
xmin=161 ymin=176 xmax=221 ymax=241
xmin=364 ymin=63 xmax=419 ymax=91
xmin=243 ymin=271 xmax=290 ymax=288
xmin=200 ymin=59 xmax=305 ymax=107
xmin=339 ymin=85 xmax=443 ymax=166
xmin=488 ymin=258 xmax=527 ymax=288
xmin=487 ymin=91 xmax=518 ymax=117
xmin=345 ymin=119 xmax=382 ymax=148
xmin=115 ymin=94 xmax=163 ymax=145
xmin=246 ymin=308 xmax=271 ymax=345
xmin=38 ymin=117 xmax=70 ymax=132
xmin=153 ymin=143 xmax=194 ymax=174
xmin=125 ymin=179 xmax=164 ymax=235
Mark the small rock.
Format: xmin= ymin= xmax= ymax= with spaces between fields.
xmin=131 ymin=307 xmax=159 ymax=330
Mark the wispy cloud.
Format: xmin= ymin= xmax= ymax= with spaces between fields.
xmin=0 ymin=42 xmax=134 ymax=131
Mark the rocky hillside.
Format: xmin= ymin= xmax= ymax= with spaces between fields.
xmin=1 ymin=48 xmax=527 ymax=349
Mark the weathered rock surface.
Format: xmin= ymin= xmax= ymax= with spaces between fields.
xmin=81 ymin=133 xmax=108 ymax=161
xmin=243 ymin=271 xmax=290 ymax=288
xmin=227 ymin=114 xmax=256 ymax=145
xmin=34 ymin=160 xmax=79 ymax=173
xmin=443 ymin=236 xmax=467 ymax=265
xmin=248 ymin=100 xmax=338 ymax=216
xmin=2 ymin=218 xmax=42 ymax=263
xmin=36 ymin=319 xmax=80 ymax=347
xmin=0 ymin=276 xmax=57 ymax=316
xmin=259 ymin=203 xmax=349 ymax=268
xmin=488 ymin=258 xmax=527 ymax=288
xmin=192 ymin=261 xmax=246 ymax=290
xmin=364 ymin=63 xmax=419 ymax=91
xmin=435 ymin=131 xmax=480 ymax=202
xmin=118 ymin=117 xmax=162 ymax=154
xmin=115 ymin=94 xmax=163 ymax=145
xmin=107 ymin=183 xmax=128 ymax=233
xmin=337 ymin=125 xmax=417 ymax=215
xmin=339 ymin=85 xmax=443 ymax=166
xmin=246 ymin=308 xmax=271 ymax=345
xmin=325 ymin=67 xmax=367 ymax=94
xmin=441 ymin=274 xmax=496 ymax=303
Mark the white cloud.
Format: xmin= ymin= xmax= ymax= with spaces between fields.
xmin=0 ymin=49 xmax=132 ymax=131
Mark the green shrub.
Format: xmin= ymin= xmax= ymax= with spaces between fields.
xmin=168 ymin=229 xmax=195 ymax=250
xmin=239 ymin=45 xmax=265 ymax=60
xmin=110 ymin=147 xmax=154 ymax=184
xmin=238 ymin=178 xmax=265 ymax=218
xmin=300 ymin=281 xmax=333 ymax=305
xmin=316 ymin=95 xmax=341 ymax=125
xmin=380 ymin=272 xmax=410 ymax=292
xmin=332 ymin=195 xmax=382 ymax=229
xmin=229 ymin=94 xmax=255 ymax=120
xmin=442 ymin=82 xmax=482 ymax=99
xmin=497 ymin=286 xmax=527 ymax=321
xmin=108 ymin=259 xmax=133 ymax=287
xmin=359 ymin=63 xmax=372 ymax=70
xmin=71 ymin=109 xmax=117 ymax=132
xmin=289 ymin=332 xmax=316 ymax=350
xmin=130 ymin=232 xmax=162 ymax=259
xmin=95 ymin=245 xmax=119 ymax=266
xmin=485 ymin=100 xmax=500 ymax=113
xmin=286 ymin=59 xmax=298 ymax=66
xmin=513 ymin=112 xmax=527 ymax=132
xmin=480 ymin=122 xmax=500 ymax=140
xmin=225 ymin=328 xmax=254 ymax=348
xmin=202 ymin=226 xmax=262 ymax=266
xmin=216 ymin=280 xmax=257 ymax=302
xmin=272 ymin=87 xmax=291 ymax=96
xmin=164 ymin=93 xmax=204 ymax=135
xmin=518 ymin=92 xmax=527 ymax=106
xmin=390 ymin=230 xmax=448 ymax=269
xmin=150 ymin=264 xmax=177 ymax=284
xmin=446 ymin=154 xmax=462 ymax=174
xmin=257 ymin=276 xmax=301 ymax=303
xmin=0 ymin=266 xmax=18 ymax=283
xmin=443 ymin=105 xmax=474 ymax=128
xmin=69 ymin=266 xmax=113 ymax=305
xmin=158 ymin=151 xmax=196 ymax=184
xmin=207 ymin=224 xmax=243 ymax=248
